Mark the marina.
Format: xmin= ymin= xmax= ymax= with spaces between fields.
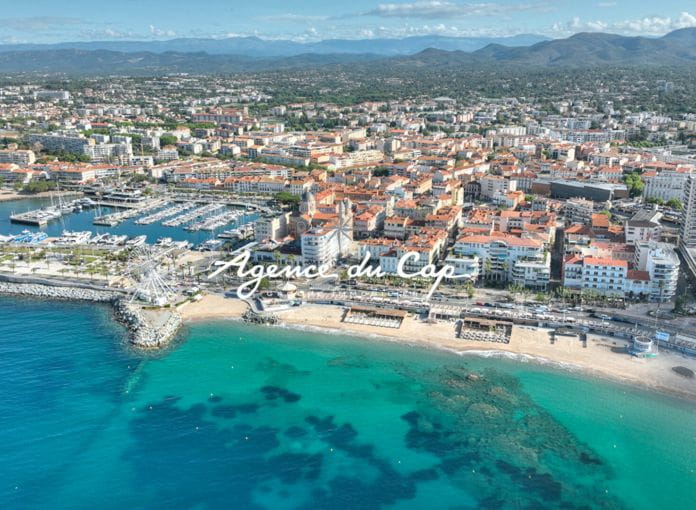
xmin=93 ymin=199 xmax=168 ymax=227
xmin=185 ymin=209 xmax=244 ymax=232
xmin=162 ymin=203 xmax=226 ymax=227
xmin=0 ymin=196 xmax=260 ymax=248
xmin=135 ymin=202 xmax=195 ymax=225
xmin=9 ymin=197 xmax=97 ymax=227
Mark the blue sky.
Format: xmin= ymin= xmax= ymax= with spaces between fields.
xmin=2 ymin=1 xmax=696 ymax=43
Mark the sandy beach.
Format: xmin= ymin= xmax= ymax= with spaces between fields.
xmin=178 ymin=293 xmax=249 ymax=321
xmin=180 ymin=294 xmax=696 ymax=401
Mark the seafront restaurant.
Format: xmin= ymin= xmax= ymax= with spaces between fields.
xmin=459 ymin=316 xmax=513 ymax=339
xmin=342 ymin=306 xmax=407 ymax=329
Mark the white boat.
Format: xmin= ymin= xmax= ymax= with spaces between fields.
xmin=88 ymin=233 xmax=107 ymax=244
xmin=197 ymin=239 xmax=224 ymax=251
xmin=173 ymin=240 xmax=193 ymax=249
xmin=102 ymin=234 xmax=128 ymax=246
xmin=126 ymin=235 xmax=147 ymax=247
xmin=57 ymin=230 xmax=92 ymax=245
xmin=155 ymin=237 xmax=174 ymax=247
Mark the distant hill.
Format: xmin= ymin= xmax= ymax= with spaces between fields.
xmin=395 ymin=28 xmax=696 ymax=68
xmin=0 ymin=34 xmax=549 ymax=57
xmin=0 ymin=29 xmax=694 ymax=75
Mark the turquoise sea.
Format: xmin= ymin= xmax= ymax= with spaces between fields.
xmin=1 ymin=296 xmax=695 ymax=509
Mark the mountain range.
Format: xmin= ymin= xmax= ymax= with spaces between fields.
xmin=0 ymin=28 xmax=695 ymax=75
xmin=396 ymin=28 xmax=696 ymax=68
xmin=0 ymin=34 xmax=548 ymax=57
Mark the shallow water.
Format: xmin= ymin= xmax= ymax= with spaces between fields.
xmin=1 ymin=298 xmax=695 ymax=509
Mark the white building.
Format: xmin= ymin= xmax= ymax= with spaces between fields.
xmin=454 ymin=235 xmax=549 ymax=289
xmin=301 ymin=227 xmax=340 ymax=267
xmin=634 ymin=242 xmax=680 ymax=302
xmin=624 ymin=209 xmax=662 ymax=245
xmin=155 ymin=148 xmax=180 ymax=162
xmin=444 ymin=255 xmax=480 ymax=281
xmin=643 ymin=169 xmax=690 ymax=202
xmin=254 ymin=213 xmax=291 ymax=242
xmin=563 ymin=256 xmax=628 ymax=297
xmin=0 ymin=149 xmax=35 ymax=165
xmin=564 ymin=198 xmax=594 ymax=224
xmin=479 ymin=175 xmax=517 ymax=200
xmin=681 ymin=175 xmax=696 ymax=248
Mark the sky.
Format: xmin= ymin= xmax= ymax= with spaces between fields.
xmin=1 ymin=1 xmax=696 ymax=44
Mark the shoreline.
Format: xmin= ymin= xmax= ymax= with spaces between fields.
xmin=2 ymin=285 xmax=694 ymax=402
xmin=179 ymin=294 xmax=696 ymax=402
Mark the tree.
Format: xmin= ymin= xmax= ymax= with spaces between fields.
xmin=273 ymin=191 xmax=300 ymax=206
xmin=159 ymin=135 xmax=178 ymax=147
xmin=484 ymin=258 xmax=492 ymax=280
xmin=21 ymin=180 xmax=57 ymax=194
xmin=465 ymin=280 xmax=475 ymax=299
xmin=667 ymin=198 xmax=683 ymax=210
xmin=623 ymin=171 xmax=644 ymax=197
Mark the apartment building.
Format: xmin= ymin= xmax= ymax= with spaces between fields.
xmin=301 ymin=226 xmax=341 ymax=267
xmin=479 ymin=175 xmax=517 ymax=199
xmin=563 ymin=256 xmax=628 ymax=296
xmin=563 ymin=244 xmax=678 ymax=302
xmin=155 ymin=147 xmax=180 ymax=162
xmin=254 ymin=212 xmax=291 ymax=242
xmin=0 ymin=149 xmax=35 ymax=166
xmin=563 ymin=198 xmax=594 ymax=224
xmin=643 ymin=169 xmax=690 ymax=202
xmin=680 ymin=175 xmax=696 ymax=248
xmin=634 ymin=242 xmax=680 ymax=302
xmin=624 ymin=209 xmax=662 ymax=245
xmin=224 ymin=176 xmax=288 ymax=194
xmin=25 ymin=133 xmax=90 ymax=154
xmin=453 ymin=234 xmax=550 ymax=289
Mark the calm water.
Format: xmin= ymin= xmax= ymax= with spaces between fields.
xmin=1 ymin=296 xmax=695 ymax=509
xmin=0 ymin=197 xmax=256 ymax=245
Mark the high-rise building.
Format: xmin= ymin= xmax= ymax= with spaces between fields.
xmin=681 ymin=175 xmax=696 ymax=248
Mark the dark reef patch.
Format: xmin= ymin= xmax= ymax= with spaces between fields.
xmin=211 ymin=403 xmax=260 ymax=419
xmin=261 ymin=385 xmax=301 ymax=403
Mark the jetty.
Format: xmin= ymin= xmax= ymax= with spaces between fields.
xmin=93 ymin=198 xmax=167 ymax=227
xmin=186 ymin=209 xmax=242 ymax=232
xmin=135 ymin=202 xmax=195 ymax=225
xmin=162 ymin=203 xmax=226 ymax=227
xmin=10 ymin=208 xmax=62 ymax=226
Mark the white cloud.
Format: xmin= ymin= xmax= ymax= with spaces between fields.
xmin=149 ymin=25 xmax=176 ymax=38
xmin=596 ymin=2 xmax=616 ymax=7
xmin=362 ymin=1 xmax=552 ymax=19
xmin=552 ymin=11 xmax=696 ymax=36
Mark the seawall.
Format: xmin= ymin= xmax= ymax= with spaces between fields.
xmin=0 ymin=279 xmax=181 ymax=349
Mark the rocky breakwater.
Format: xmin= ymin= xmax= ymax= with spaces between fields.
xmin=0 ymin=280 xmax=181 ymax=349
xmin=0 ymin=280 xmax=119 ymax=302
xmin=113 ymin=299 xmax=182 ymax=349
